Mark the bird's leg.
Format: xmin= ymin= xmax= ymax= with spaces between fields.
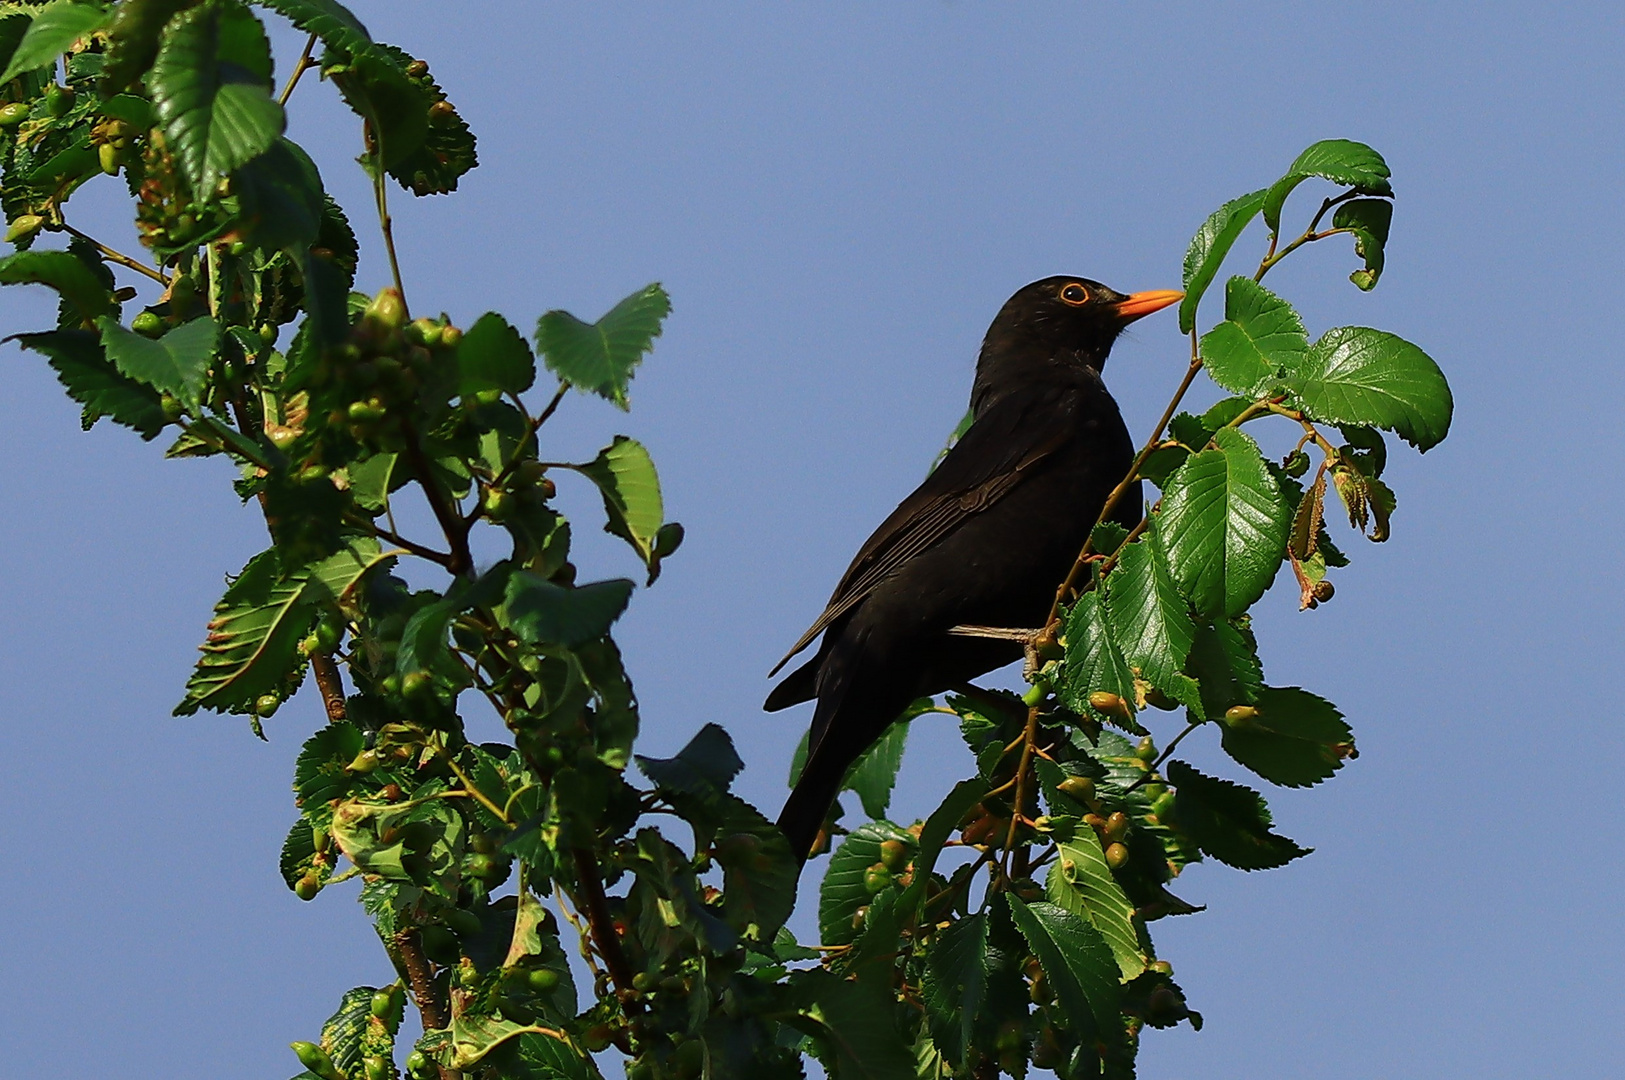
xmin=947 ymin=623 xmax=1062 ymax=680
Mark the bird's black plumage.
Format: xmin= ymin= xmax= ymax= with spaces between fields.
xmin=767 ymin=276 xmax=1182 ymax=862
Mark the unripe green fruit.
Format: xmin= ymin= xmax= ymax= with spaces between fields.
xmin=1223 ymin=704 xmax=1260 ymax=727
xmin=6 ymin=214 xmax=45 ymax=243
xmin=406 ymin=316 xmax=442 ymax=347
xmin=1104 ymin=811 xmax=1130 ymax=842
xmin=1283 ymin=450 xmax=1311 ymax=477
xmin=98 ymin=142 xmax=119 ymax=175
xmin=473 ymin=388 xmax=502 ymax=406
xmin=581 ymin=1024 xmax=614 ymax=1052
xmin=632 ymin=970 xmax=659 ymax=993
xmin=456 ymin=958 xmax=480 ymax=989
xmin=654 ymin=521 xmax=685 ymax=558
xmin=406 ymin=59 xmax=429 ymax=78
xmin=43 ymin=83 xmax=72 ymax=117
xmin=1087 ymin=690 xmax=1130 ymax=719
xmin=482 ymin=487 xmax=515 ymax=521
xmin=879 ymin=838 xmax=909 ymax=870
xmin=159 ymin=393 xmax=186 ymax=422
xmin=420 ymin=925 xmax=460 ymax=965
xmin=255 ymin=693 xmax=280 ymax=716
xmin=132 ymin=311 xmax=165 ymax=338
xmin=429 ymin=99 xmax=456 ymax=121
xmin=528 ymin=967 xmax=560 ymax=994
xmin=346 ymin=748 xmax=379 ymax=774
xmin=369 ymin=985 xmax=403 ymax=1020
xmin=405 ymin=1050 xmax=429 ymax=1075
xmin=1105 ymin=841 xmax=1130 ymax=869
xmin=1057 ymin=775 xmax=1095 ymax=803
xmin=863 ymin=863 xmax=893 ymax=894
xmin=1152 ymin=791 xmax=1176 ymax=821
xmin=446 ymin=908 xmax=482 ymax=937
xmin=1134 ymin=735 xmax=1157 ymax=762
xmin=363 ymin=1055 xmax=389 ymax=1080
xmin=348 ymin=399 xmax=386 ymax=422
xmin=400 ymin=669 xmax=432 ymax=698
xmin=366 ymin=287 xmax=407 ymax=329
xmin=440 ymin=324 xmax=462 ymax=349
xmin=466 ymin=852 xmax=499 ymax=879
xmin=294 ymin=872 xmax=321 ymax=900
xmin=0 ymin=102 xmax=28 ymax=126
xmin=1149 ymin=959 xmax=1173 ymax=975
xmin=290 ymin=1042 xmax=340 ymax=1080
xmin=469 ymin=832 xmax=497 ymax=855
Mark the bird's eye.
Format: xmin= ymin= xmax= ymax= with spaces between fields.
xmin=1059 ymin=283 xmax=1090 ymax=306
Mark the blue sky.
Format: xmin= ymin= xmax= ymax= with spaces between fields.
xmin=1 ymin=3 xmax=1620 ymax=1077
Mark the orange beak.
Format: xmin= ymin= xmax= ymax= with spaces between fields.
xmin=1113 ymin=289 xmax=1184 ymax=323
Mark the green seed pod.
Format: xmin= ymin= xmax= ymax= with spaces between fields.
xmin=131 ymin=311 xmax=165 ymax=338
xmin=0 ymin=101 xmax=29 ymax=126
xmin=527 ymin=967 xmax=560 ymax=994
xmin=404 ymin=1050 xmax=430 ymax=1077
xmin=1105 ymin=841 xmax=1130 ymax=869
xmin=878 ymin=838 xmax=909 ymax=871
xmin=1134 ymin=735 xmax=1157 ymax=762
xmin=98 ymin=142 xmax=120 ymax=175
xmin=400 ymin=670 xmax=433 ymax=698
xmin=43 ymin=83 xmax=72 ymax=117
xmin=632 ymin=970 xmax=659 ymax=993
xmin=363 ymin=1056 xmax=389 ymax=1080
xmin=1152 ymin=790 xmax=1176 ymax=821
xmin=482 ymin=487 xmax=515 ymax=522
xmin=1283 ymin=450 xmax=1311 ymax=477
xmin=863 ymin=864 xmax=893 ymax=894
xmin=439 ymin=324 xmax=462 ymax=349
xmin=5 ymin=214 xmax=45 ymax=243
xmin=1149 ymin=959 xmax=1173 ymax=975
xmin=159 ymin=393 xmax=186 ymax=423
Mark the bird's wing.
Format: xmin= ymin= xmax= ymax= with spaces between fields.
xmin=769 ymin=385 xmax=1075 ymax=675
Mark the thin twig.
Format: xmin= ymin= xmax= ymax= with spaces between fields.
xmin=277 ymin=32 xmax=319 ymax=107
xmin=366 ymin=121 xmax=409 ymax=311
xmin=1124 ymin=720 xmax=1203 ymax=795
xmin=569 ymin=847 xmax=637 ymax=999
xmin=60 ymin=224 xmax=171 ymax=286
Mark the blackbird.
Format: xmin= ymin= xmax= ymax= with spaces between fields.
xmin=766 ymin=276 xmax=1183 ymax=861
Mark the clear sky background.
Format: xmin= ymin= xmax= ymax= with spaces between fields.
xmin=1 ymin=3 xmax=1620 ymax=1077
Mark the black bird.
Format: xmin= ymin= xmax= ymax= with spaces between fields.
xmin=767 ymin=276 xmax=1183 ymax=861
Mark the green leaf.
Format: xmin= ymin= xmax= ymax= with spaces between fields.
xmin=12 ymin=329 xmax=166 ymax=438
xmin=1106 ymin=529 xmax=1200 ymax=714
xmin=536 ymin=283 xmax=671 ymax=409
xmin=1262 ymin=139 xmax=1393 ymax=232
xmin=636 ymin=721 xmax=743 ymax=796
xmin=0 ymin=0 xmax=110 ymax=84
xmin=149 ymin=0 xmax=284 ymax=192
xmin=98 ymin=314 xmax=217 ymax=408
xmin=1179 ymin=188 xmax=1266 ymax=333
xmin=319 ymin=986 xmax=376 ymax=1079
xmin=1057 ymin=589 xmax=1139 ymax=730
xmin=512 ymin=1030 xmax=599 ymax=1080
xmin=1159 ymin=427 xmax=1291 ymax=619
xmin=802 ymin=968 xmax=919 ymax=1080
xmin=502 ymin=570 xmax=633 ymax=648
xmin=575 ymin=435 xmax=664 ymax=579
xmin=174 ymin=539 xmax=386 ymax=715
xmin=457 ymin=311 xmax=536 ymax=397
xmin=1332 ymin=198 xmax=1393 ymax=290
xmin=1165 ymin=759 xmax=1310 ymax=870
xmin=251 ymin=0 xmax=371 ymax=54
xmin=1005 ymin=895 xmax=1121 ymax=1048
xmin=293 ymin=722 xmax=364 ymax=823
xmin=1287 ymin=326 xmax=1452 ymax=451
xmin=844 ymin=717 xmax=909 ymax=819
xmin=321 ymin=42 xmax=476 ymax=195
xmin=1198 ymin=276 xmax=1307 ymax=397
xmin=920 ymin=912 xmax=988 ymax=1067
xmin=278 ymin=817 xmax=327 ymax=891
xmin=819 ymin=820 xmax=914 ymax=946
xmin=0 ymin=249 xmax=117 ymax=324
xmin=1047 ymin=840 xmax=1146 ymax=980
xmin=101 ymin=0 xmax=191 ymax=91
xmin=712 ymin=794 xmax=798 ymax=938
xmin=234 ymin=136 xmax=326 ymax=252
xmin=446 ymin=1015 xmax=580 ymax=1073
xmin=1220 ymin=686 xmax=1353 ymax=788
xmin=1185 ymin=618 xmax=1263 ymax=720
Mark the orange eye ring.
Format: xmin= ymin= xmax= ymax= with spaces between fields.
xmin=1059 ymin=282 xmax=1090 ymax=306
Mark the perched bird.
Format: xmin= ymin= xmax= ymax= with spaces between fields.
xmin=767 ymin=276 xmax=1183 ymax=861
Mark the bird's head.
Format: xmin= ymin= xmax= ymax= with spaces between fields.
xmin=973 ymin=276 xmax=1182 ymax=409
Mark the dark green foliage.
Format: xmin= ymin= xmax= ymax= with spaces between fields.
xmin=0 ymin=9 xmax=1450 ymax=1074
